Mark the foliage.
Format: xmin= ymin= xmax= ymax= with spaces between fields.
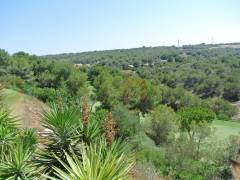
xmin=112 ymin=104 xmax=140 ymax=139
xmin=35 ymin=104 xmax=82 ymax=175
xmin=0 ymin=140 xmax=37 ymax=180
xmin=162 ymin=86 xmax=201 ymax=111
xmin=165 ymin=135 xmax=225 ymax=180
xmin=202 ymin=97 xmax=238 ymax=119
xmin=0 ymin=111 xmax=39 ymax=179
xmin=1 ymin=45 xmax=240 ymax=179
xmin=0 ymin=110 xmax=17 ymax=130
xmin=146 ymin=105 xmax=178 ymax=145
xmin=133 ymin=162 xmax=161 ymax=180
xmin=51 ymin=140 xmax=134 ymax=180
xmin=136 ymin=148 xmax=167 ymax=175
xmin=178 ymin=107 xmax=215 ymax=140
xmin=0 ymin=49 xmax=9 ymax=65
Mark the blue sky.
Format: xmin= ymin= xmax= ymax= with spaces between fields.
xmin=1 ymin=0 xmax=240 ymax=55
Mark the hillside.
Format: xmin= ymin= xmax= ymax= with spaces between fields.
xmin=1 ymin=45 xmax=240 ymax=179
xmin=1 ymin=89 xmax=46 ymax=131
xmin=43 ymin=43 xmax=240 ymax=67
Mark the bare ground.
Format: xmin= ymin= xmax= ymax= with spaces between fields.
xmin=2 ymin=89 xmax=47 ymax=131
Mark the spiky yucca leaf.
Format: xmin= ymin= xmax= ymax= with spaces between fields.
xmin=41 ymin=104 xmax=81 ymax=150
xmin=0 ymin=110 xmax=18 ymax=130
xmin=0 ymin=127 xmax=16 ymax=162
xmin=0 ymin=111 xmax=18 ymax=163
xmin=0 ymin=141 xmax=37 ymax=180
xmin=36 ymin=104 xmax=82 ymax=175
xmin=18 ymin=129 xmax=38 ymax=152
xmin=51 ymin=140 xmax=135 ymax=180
xmin=80 ymin=116 xmax=102 ymax=144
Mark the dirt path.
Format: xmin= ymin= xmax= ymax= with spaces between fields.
xmin=2 ymin=89 xmax=46 ymax=131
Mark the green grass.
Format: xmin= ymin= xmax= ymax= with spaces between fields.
xmin=1 ymin=89 xmax=24 ymax=108
xmin=140 ymin=113 xmax=240 ymax=141
xmin=212 ymin=120 xmax=240 ymax=140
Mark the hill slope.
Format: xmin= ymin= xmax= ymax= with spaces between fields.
xmin=43 ymin=43 xmax=240 ymax=66
xmin=2 ymin=89 xmax=46 ymax=131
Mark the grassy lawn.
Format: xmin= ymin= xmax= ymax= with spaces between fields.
xmin=140 ymin=113 xmax=240 ymax=141
xmin=212 ymin=120 xmax=240 ymax=140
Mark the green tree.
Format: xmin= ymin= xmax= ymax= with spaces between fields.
xmin=137 ymin=80 xmax=161 ymax=113
xmin=178 ymin=107 xmax=215 ymax=140
xmin=223 ymin=83 xmax=240 ymax=102
xmin=0 ymin=49 xmax=9 ymax=65
xmin=94 ymin=71 xmax=122 ymax=109
xmin=147 ymin=105 xmax=178 ymax=145
xmin=66 ymin=71 xmax=88 ymax=95
xmin=202 ymin=98 xmax=238 ymax=119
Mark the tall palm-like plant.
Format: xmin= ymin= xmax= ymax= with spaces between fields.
xmin=41 ymin=104 xmax=81 ymax=152
xmin=51 ymin=139 xmax=135 ymax=180
xmin=35 ymin=104 xmax=82 ymax=175
xmin=36 ymin=102 xmax=106 ymax=173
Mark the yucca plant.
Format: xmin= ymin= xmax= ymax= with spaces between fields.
xmin=0 ymin=110 xmax=18 ymax=130
xmin=0 ymin=139 xmax=38 ymax=180
xmin=41 ymin=104 xmax=81 ymax=151
xmin=36 ymin=103 xmax=113 ymax=176
xmin=50 ymin=139 xmax=135 ymax=180
xmin=18 ymin=129 xmax=38 ymax=152
xmin=0 ymin=111 xmax=18 ymax=163
xmin=35 ymin=103 xmax=82 ymax=175
xmin=80 ymin=114 xmax=103 ymax=144
xmin=0 ymin=127 xmax=16 ymax=162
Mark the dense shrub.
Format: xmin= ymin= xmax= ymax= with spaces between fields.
xmin=202 ymin=98 xmax=238 ymax=119
xmin=0 ymin=75 xmax=25 ymax=91
xmin=112 ymin=104 xmax=140 ymax=139
xmin=146 ymin=105 xmax=178 ymax=145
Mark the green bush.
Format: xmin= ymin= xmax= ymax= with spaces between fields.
xmin=31 ymin=87 xmax=57 ymax=102
xmin=147 ymin=105 xmax=178 ymax=145
xmin=137 ymin=148 xmax=168 ymax=175
xmin=0 ymin=75 xmax=25 ymax=91
xmin=112 ymin=104 xmax=140 ymax=139
xmin=202 ymin=98 xmax=238 ymax=118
